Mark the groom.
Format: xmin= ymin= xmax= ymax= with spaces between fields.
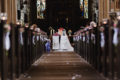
xmin=58 ymin=27 xmax=64 ymax=44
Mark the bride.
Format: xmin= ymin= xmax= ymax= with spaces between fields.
xmin=59 ymin=29 xmax=74 ymax=51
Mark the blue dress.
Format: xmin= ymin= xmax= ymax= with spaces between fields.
xmin=45 ymin=42 xmax=51 ymax=52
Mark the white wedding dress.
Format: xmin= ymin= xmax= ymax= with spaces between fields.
xmin=52 ymin=29 xmax=74 ymax=52
xmin=59 ymin=31 xmax=74 ymax=51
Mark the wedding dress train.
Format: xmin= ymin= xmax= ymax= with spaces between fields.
xmin=59 ymin=32 xmax=74 ymax=51
xmin=59 ymin=36 xmax=74 ymax=51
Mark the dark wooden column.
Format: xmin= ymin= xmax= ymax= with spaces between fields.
xmin=1 ymin=0 xmax=6 ymax=12
xmin=29 ymin=0 xmax=37 ymax=25
xmin=0 ymin=0 xmax=1 ymax=13
xmin=88 ymin=0 xmax=92 ymax=22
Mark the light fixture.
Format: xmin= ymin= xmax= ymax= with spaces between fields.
xmin=16 ymin=20 xmax=21 ymax=25
xmin=103 ymin=19 xmax=108 ymax=24
xmin=117 ymin=16 xmax=120 ymax=20
xmin=0 ymin=13 xmax=7 ymax=21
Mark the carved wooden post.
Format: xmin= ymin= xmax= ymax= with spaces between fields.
xmin=98 ymin=26 xmax=105 ymax=73
xmin=93 ymin=25 xmax=99 ymax=69
xmin=90 ymin=28 xmax=95 ymax=66
xmin=0 ymin=13 xmax=9 ymax=80
xmin=15 ymin=22 xmax=21 ymax=78
xmin=107 ymin=16 xmax=114 ymax=79
xmin=115 ymin=15 xmax=120 ymax=79
xmin=102 ymin=19 xmax=109 ymax=77
xmin=18 ymin=26 xmax=25 ymax=73
xmin=89 ymin=28 xmax=92 ymax=64
xmin=24 ymin=25 xmax=29 ymax=70
xmin=9 ymin=23 xmax=16 ymax=80
xmin=28 ymin=27 xmax=33 ymax=66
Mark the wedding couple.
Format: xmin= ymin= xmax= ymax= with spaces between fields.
xmin=52 ymin=28 xmax=74 ymax=51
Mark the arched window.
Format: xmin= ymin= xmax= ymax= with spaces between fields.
xmin=37 ymin=0 xmax=46 ymax=19
xmin=80 ymin=0 xmax=88 ymax=18
xmin=80 ymin=0 xmax=84 ymax=17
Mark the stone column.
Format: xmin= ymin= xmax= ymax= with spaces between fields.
xmin=103 ymin=0 xmax=109 ymax=18
xmin=11 ymin=0 xmax=17 ymax=24
xmin=99 ymin=0 xmax=103 ymax=25
xmin=99 ymin=0 xmax=109 ymax=25
xmin=0 ymin=0 xmax=17 ymax=24
xmin=7 ymin=0 xmax=12 ymax=23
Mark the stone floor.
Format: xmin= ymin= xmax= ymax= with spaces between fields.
xmin=21 ymin=52 xmax=105 ymax=80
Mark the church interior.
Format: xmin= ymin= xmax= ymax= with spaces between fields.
xmin=0 ymin=0 xmax=120 ymax=80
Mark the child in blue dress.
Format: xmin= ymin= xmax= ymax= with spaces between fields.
xmin=45 ymin=40 xmax=51 ymax=53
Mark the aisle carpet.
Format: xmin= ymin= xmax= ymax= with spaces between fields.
xmin=21 ymin=52 xmax=105 ymax=80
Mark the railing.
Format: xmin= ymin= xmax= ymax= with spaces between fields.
xmin=0 ymin=17 xmax=47 ymax=80
xmin=74 ymin=19 xmax=120 ymax=80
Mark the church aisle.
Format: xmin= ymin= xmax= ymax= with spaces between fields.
xmin=21 ymin=52 xmax=105 ymax=80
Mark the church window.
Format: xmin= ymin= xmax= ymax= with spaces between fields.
xmin=80 ymin=0 xmax=88 ymax=18
xmin=37 ymin=0 xmax=46 ymax=19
